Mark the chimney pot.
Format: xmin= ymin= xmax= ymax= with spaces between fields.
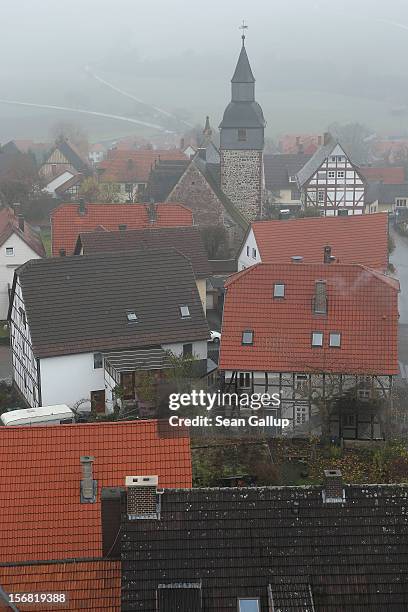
xmin=80 ymin=455 xmax=96 ymax=503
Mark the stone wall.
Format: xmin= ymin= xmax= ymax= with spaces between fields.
xmin=221 ymin=150 xmax=263 ymax=220
xmin=167 ymin=162 xmax=223 ymax=227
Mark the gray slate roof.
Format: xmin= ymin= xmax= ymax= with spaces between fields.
xmin=263 ymin=153 xmax=312 ymax=190
xmin=75 ymin=226 xmax=212 ymax=279
xmin=366 ymin=181 xmax=408 ymax=204
xmin=219 ymin=101 xmax=265 ymax=129
xmin=231 ymin=43 xmax=255 ymax=83
xmin=296 ymin=139 xmax=338 ymax=186
xmin=14 ymin=248 xmax=209 ymax=358
xmin=147 ymin=159 xmax=189 ymax=202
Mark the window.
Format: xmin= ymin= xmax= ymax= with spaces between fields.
xmin=288 ymin=175 xmax=296 ymax=183
xmin=242 ymin=330 xmax=254 ymax=345
xmin=273 ymin=283 xmax=285 ymax=298
xmin=331 ymin=156 xmax=336 ymax=162
xmin=5 ymin=247 xmax=14 ymax=257
xmin=238 ymin=599 xmax=260 ymax=612
xmin=396 ymin=198 xmax=407 ymax=207
xmin=179 ymin=305 xmax=190 ymax=318
xmin=183 ymin=343 xmax=193 ymax=358
xmin=291 ymin=189 xmax=300 ymax=200
xmin=337 ymin=171 xmax=345 ymax=179
xmin=94 ymin=352 xmax=103 ymax=369
xmin=252 ymin=248 xmax=257 ymax=259
xmin=238 ymin=128 xmax=247 ymax=141
xmin=239 ymin=372 xmax=251 ymax=388
xmin=125 ymin=183 xmax=133 ymax=192
xmin=126 ymin=311 xmax=138 ymax=322
xmin=19 ymin=307 xmax=26 ymax=328
xmin=318 ymin=190 xmax=325 ymax=203
xmin=329 ymin=332 xmax=341 ymax=347
xmin=343 ymin=414 xmax=356 ymax=427
xmin=295 ymin=405 xmax=307 ymax=425
xmin=312 ymin=332 xmax=323 ymax=347
xmin=337 ymin=155 xmax=344 ymax=162
xmin=358 ymin=388 xmax=371 ymax=401
xmin=328 ymin=170 xmax=335 ymax=179
xmin=246 ymin=245 xmax=250 ymax=256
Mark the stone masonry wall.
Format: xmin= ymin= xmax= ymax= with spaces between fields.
xmin=221 ymin=150 xmax=263 ymax=220
xmin=167 ymin=163 xmax=223 ymax=227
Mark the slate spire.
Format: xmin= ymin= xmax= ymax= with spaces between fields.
xmin=231 ymin=38 xmax=255 ymax=85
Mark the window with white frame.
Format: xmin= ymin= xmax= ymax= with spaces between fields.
xmin=242 ymin=330 xmax=254 ymax=345
xmin=357 ymin=388 xmax=371 ymax=401
xmin=329 ymin=332 xmax=341 ymax=347
xmin=239 ymin=372 xmax=251 ymax=388
xmin=295 ymin=405 xmax=307 ymax=425
xmin=337 ymin=171 xmax=345 ymax=179
xmin=179 ymin=305 xmax=190 ymax=318
xmin=5 ymin=247 xmax=14 ymax=256
xmin=328 ymin=171 xmax=335 ymax=179
xmin=273 ymin=283 xmax=285 ymax=298
xmin=318 ymin=190 xmax=325 ymax=203
xmin=396 ymin=198 xmax=407 ymax=207
xmin=252 ymin=248 xmax=257 ymax=259
xmin=312 ymin=332 xmax=323 ymax=347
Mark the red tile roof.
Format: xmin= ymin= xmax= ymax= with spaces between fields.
xmin=219 ymin=263 xmax=399 ymax=375
xmin=250 ymin=213 xmax=389 ymax=272
xmin=50 ymin=202 xmax=193 ymax=255
xmin=0 ymin=561 xmax=120 ymax=611
xmin=360 ymin=166 xmax=405 ymax=184
xmin=0 ymin=420 xmax=191 ymax=564
xmin=0 ymin=207 xmax=45 ymax=257
xmin=98 ymin=149 xmax=187 ymax=183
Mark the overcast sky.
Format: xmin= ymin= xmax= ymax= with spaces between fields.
xmin=2 ymin=0 xmax=408 ymax=140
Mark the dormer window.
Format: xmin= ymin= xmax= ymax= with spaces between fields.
xmin=179 ymin=305 xmax=190 ymax=318
xmin=273 ymin=283 xmax=285 ymax=298
xmin=238 ymin=128 xmax=247 ymax=141
xmin=126 ymin=311 xmax=138 ymax=323
xmin=242 ymin=330 xmax=254 ymax=345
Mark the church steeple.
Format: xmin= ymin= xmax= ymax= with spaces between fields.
xmin=231 ymin=37 xmax=255 ymax=102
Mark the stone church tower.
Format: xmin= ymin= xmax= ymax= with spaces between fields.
xmin=219 ymin=32 xmax=266 ymax=220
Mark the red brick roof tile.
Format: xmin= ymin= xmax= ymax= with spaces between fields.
xmin=219 ymin=263 xmax=399 ymax=375
xmin=0 ymin=420 xmax=191 ymax=564
xmin=360 ymin=166 xmax=405 ymax=184
xmin=50 ymin=202 xmax=193 ymax=255
xmin=98 ymin=149 xmax=187 ymax=183
xmin=251 ymin=213 xmax=389 ymax=271
xmin=0 ymin=561 xmax=120 ymax=611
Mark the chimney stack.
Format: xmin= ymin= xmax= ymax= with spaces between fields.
xmin=125 ymin=475 xmax=161 ymax=519
xmin=101 ymin=487 xmax=124 ymax=558
xmin=180 ymin=137 xmax=185 ymax=150
xmin=313 ymin=281 xmax=327 ymax=315
xmin=322 ymin=469 xmax=345 ymax=504
xmin=78 ymin=198 xmax=86 ymax=216
xmin=80 ymin=456 xmax=97 ymax=503
xmin=18 ymin=214 xmax=24 ymax=232
xmin=13 ymin=203 xmax=21 ymax=217
xmin=118 ymin=224 xmax=127 ymax=232
xmin=148 ymin=201 xmax=157 ymax=224
xmin=323 ymin=132 xmax=331 ymax=146
xmin=323 ymin=245 xmax=336 ymax=264
xmin=59 ymin=248 xmax=66 ymax=257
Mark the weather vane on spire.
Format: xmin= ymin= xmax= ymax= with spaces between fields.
xmin=239 ymin=20 xmax=248 ymax=43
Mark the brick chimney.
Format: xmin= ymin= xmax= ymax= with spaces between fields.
xmin=322 ymin=469 xmax=345 ymax=504
xmin=323 ymin=245 xmax=335 ymax=264
xmin=148 ymin=201 xmax=157 ymax=224
xmin=323 ymin=132 xmax=331 ymax=146
xmin=313 ymin=281 xmax=327 ymax=314
xmin=78 ymin=198 xmax=86 ymax=216
xmin=80 ymin=456 xmax=97 ymax=503
xmin=125 ymin=475 xmax=161 ymax=519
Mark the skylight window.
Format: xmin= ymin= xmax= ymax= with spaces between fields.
xmin=179 ymin=305 xmax=190 ymax=318
xmin=242 ymin=330 xmax=254 ymax=345
xmin=274 ymin=283 xmax=285 ymax=298
xmin=238 ymin=599 xmax=260 ymax=612
xmin=312 ymin=332 xmax=323 ymax=347
xmin=330 ymin=332 xmax=341 ymax=347
xmin=126 ymin=311 xmax=138 ymax=322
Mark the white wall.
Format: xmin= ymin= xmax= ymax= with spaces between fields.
xmin=162 ymin=340 xmax=208 ymax=360
xmin=0 ymin=235 xmax=41 ymax=320
xmin=237 ymin=228 xmax=261 ymax=270
xmin=40 ymin=352 xmax=105 ymax=409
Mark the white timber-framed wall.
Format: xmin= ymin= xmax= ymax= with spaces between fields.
xmin=237 ymin=228 xmax=261 ymax=270
xmin=302 ymin=145 xmax=365 ymax=216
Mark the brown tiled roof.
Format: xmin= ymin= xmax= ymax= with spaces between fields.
xmin=121 ymin=484 xmax=408 ymax=610
xmin=14 ymin=248 xmax=209 ymax=358
xmin=0 ymin=207 xmax=45 ymax=257
xmin=98 ymin=149 xmax=187 ymax=183
xmin=360 ymin=166 xmax=405 ymax=184
xmin=50 ymin=202 xmax=193 ymax=255
xmin=250 ymin=213 xmax=389 ymax=272
xmin=75 ymin=226 xmax=211 ymax=278
xmin=219 ymin=262 xmax=399 ymax=375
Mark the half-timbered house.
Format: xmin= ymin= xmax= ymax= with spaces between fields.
xmin=296 ymin=136 xmax=366 ymax=216
xmin=219 ymin=262 xmax=399 ymax=439
xmin=8 ymin=249 xmax=209 ymax=413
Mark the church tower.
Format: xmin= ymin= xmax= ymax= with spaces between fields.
xmin=219 ymin=27 xmax=265 ymax=219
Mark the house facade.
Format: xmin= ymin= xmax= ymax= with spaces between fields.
xmin=39 ymin=138 xmax=91 ymax=179
xmin=219 ymin=262 xmax=399 ymax=439
xmin=263 ymin=153 xmax=311 ymax=210
xmin=9 ymin=249 xmax=209 ymax=414
xmin=296 ymin=138 xmax=366 ymax=216
xmin=365 ymin=182 xmax=408 ymax=215
xmin=0 ymin=208 xmax=45 ymax=320
xmin=237 ymin=213 xmax=389 ymax=272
